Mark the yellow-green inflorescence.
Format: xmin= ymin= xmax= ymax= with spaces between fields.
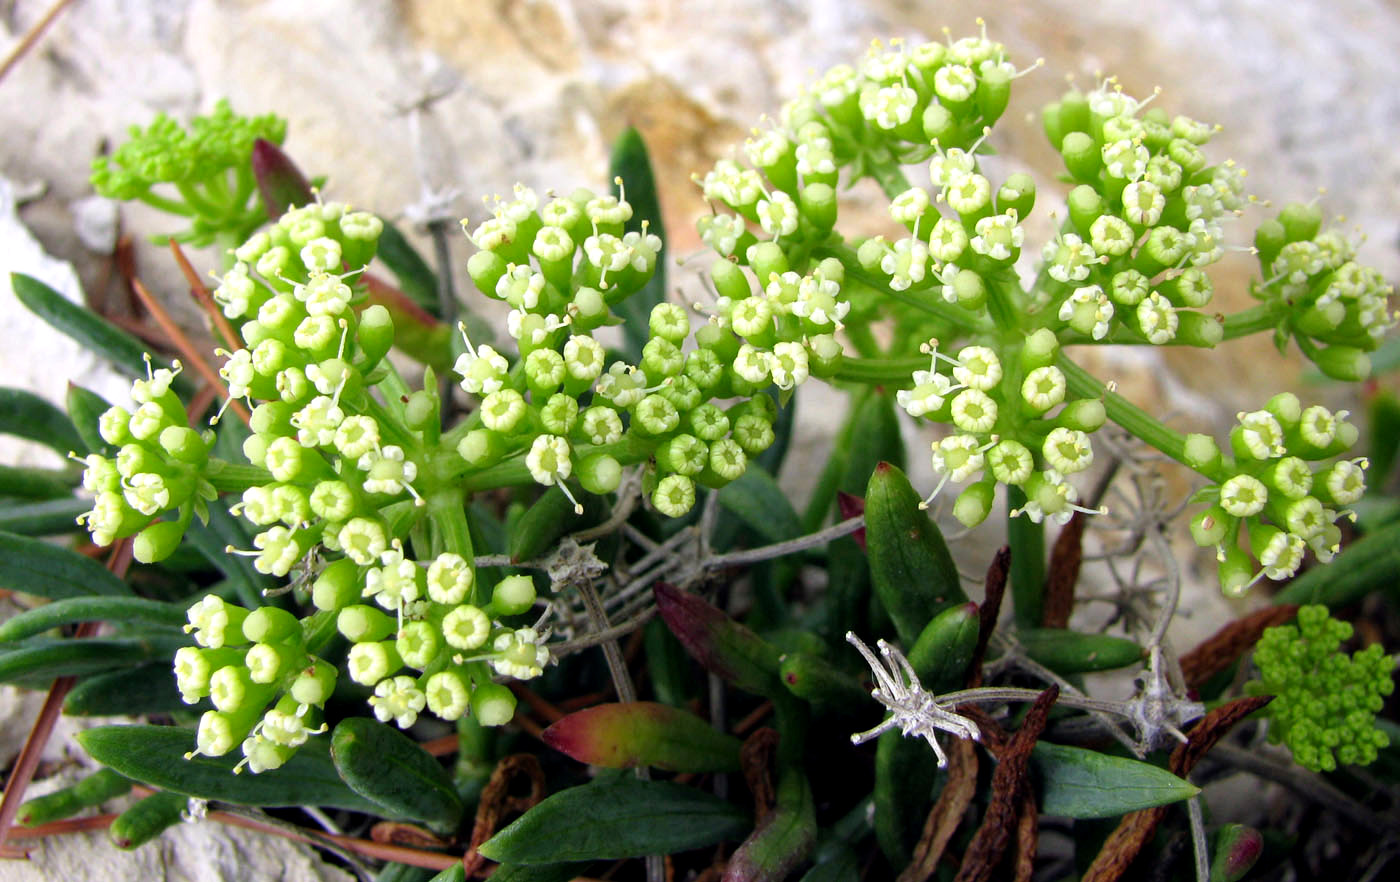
xmin=691 ymin=30 xmax=1389 ymax=589
xmin=1249 ymin=605 xmax=1395 ymax=773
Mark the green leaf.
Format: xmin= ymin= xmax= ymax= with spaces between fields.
xmin=0 ymin=497 xmax=90 ymax=536
xmin=0 ymin=463 xmax=76 ymax=500
xmin=478 ymin=773 xmax=750 ymax=865
xmin=0 ymin=386 xmax=86 ymax=456
xmin=725 ymin=767 xmax=816 ymax=882
xmin=63 ymin=663 xmax=188 ymax=716
xmin=609 ymin=128 xmax=666 ymax=363
xmin=0 ymin=635 xmax=186 ymax=684
xmin=541 ymin=702 xmax=743 ymax=773
xmin=0 ymin=530 xmax=132 ymax=598
xmin=10 ymin=273 xmax=152 ymax=380
xmin=376 ymin=221 xmax=441 ymax=316
xmin=719 ymin=464 xmax=802 ymax=545
xmin=76 ymin=725 xmax=382 ymax=812
xmin=864 ymin=462 xmax=966 ymax=645
xmin=0 ymin=596 xmax=187 ymax=643
xmin=1016 ymin=628 xmax=1144 ymax=674
xmin=1032 ymin=742 xmax=1199 ymax=818
xmin=66 ymin=384 xmax=117 ymax=457
xmin=485 ymin=864 xmax=589 ymax=882
xmin=330 ymin=718 xmax=465 ymax=832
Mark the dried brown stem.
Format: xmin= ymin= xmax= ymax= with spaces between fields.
xmin=130 ymin=278 xmax=250 ymax=425
xmin=168 ymin=239 xmax=241 ymax=350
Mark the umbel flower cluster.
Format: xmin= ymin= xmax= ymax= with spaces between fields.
xmin=75 ymin=175 xmax=813 ymax=771
xmin=71 ymin=27 xmax=1393 ymax=774
xmin=1250 ymin=605 xmax=1395 ymax=772
xmin=691 ymin=30 xmax=1391 ymax=581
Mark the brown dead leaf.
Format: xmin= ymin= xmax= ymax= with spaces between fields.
xmin=968 ymin=546 xmax=1012 ymax=688
xmin=1041 ymin=512 xmax=1086 ymax=628
xmin=463 ymin=754 xmax=547 ymax=877
xmin=953 ymin=685 xmax=1058 ymax=882
xmin=897 ymin=737 xmax=979 ymax=882
xmin=740 ymin=727 xmax=780 ymax=821
xmin=370 ymin=821 xmax=449 ymax=850
xmin=1082 ymin=695 xmax=1274 ymax=882
xmin=1012 ymin=790 xmax=1038 ymax=882
xmin=1178 ymin=605 xmax=1299 ymax=690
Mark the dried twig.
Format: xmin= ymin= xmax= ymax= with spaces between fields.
xmin=952 ymin=685 xmax=1058 ymax=882
xmin=1178 ymin=605 xmax=1299 ymax=690
xmin=1041 ymin=511 xmax=1085 ymax=628
xmin=967 ymin=546 xmax=1011 ymax=688
xmin=897 ymin=737 xmax=979 ymax=882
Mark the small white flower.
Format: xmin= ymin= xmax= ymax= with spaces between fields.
xmin=359 ymin=445 xmax=417 ymax=496
xmin=526 ymin=434 xmax=573 ymax=486
xmin=969 ymin=212 xmax=1022 ymax=261
xmin=370 ymin=675 xmax=427 ymax=729
xmin=897 ymin=369 xmax=954 ymax=418
xmin=770 ymin=342 xmax=810 ymax=390
xmin=949 ymin=389 xmax=998 ymax=434
xmin=454 ymin=343 xmax=509 ymax=396
xmin=859 ymin=83 xmax=917 ymax=130
xmin=756 ymin=191 xmax=799 ymax=239
xmin=931 ymin=434 xmax=986 ymax=483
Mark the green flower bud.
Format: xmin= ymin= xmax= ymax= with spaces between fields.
xmin=952 ymin=480 xmax=996 ymax=528
xmin=746 ymin=241 xmax=789 ymax=283
xmin=490 ymin=574 xmax=537 ymax=617
xmin=799 ymin=182 xmax=837 ymax=231
xmin=996 ymin=172 xmax=1035 ymax=219
xmin=427 ymin=552 xmax=475 ymax=605
xmin=133 ymin=518 xmax=186 ymax=564
xmin=658 ymin=434 xmax=708 ymax=477
xmin=243 ymin=606 xmax=302 ymax=644
xmin=1060 ymin=132 xmax=1101 ymax=184
xmin=471 ymin=681 xmax=517 ymax=727
xmin=732 ymin=413 xmax=775 ymax=454
xmin=641 ymin=337 xmax=685 ymax=379
xmin=524 ymin=348 xmax=566 ymax=395
xmin=539 ymin=393 xmax=580 ymax=435
xmin=481 ymin=389 xmax=528 ymax=434
xmin=700 ymin=437 xmax=747 ymax=488
xmin=578 ymin=452 xmax=622 ymax=495
xmin=311 ymin=559 xmax=362 ymax=614
xmin=1183 ymin=433 xmax=1223 ymax=473
xmin=347 ymin=640 xmax=401 ymax=686
xmin=467 ymin=249 xmax=510 ymax=300
xmin=457 ymin=428 xmax=506 ymax=469
xmin=1057 ymin=399 xmax=1107 ymax=433
xmin=1312 ymin=345 xmax=1371 ymax=382
xmin=1190 ymin=506 xmax=1232 ymax=548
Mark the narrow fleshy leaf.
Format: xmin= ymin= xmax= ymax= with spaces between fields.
xmin=331 ymin=718 xmax=464 ymax=833
xmin=864 ymin=462 xmax=966 ymax=646
xmin=0 ymin=596 xmax=186 ymax=643
xmin=1032 ymin=742 xmax=1199 ymax=819
xmin=0 ymin=386 xmax=86 ymax=456
xmin=724 ymin=767 xmax=816 ymax=882
xmin=0 ymin=531 xmax=132 ymax=598
xmin=478 ymin=772 xmax=749 ymax=865
xmin=10 ymin=273 xmax=154 ymax=381
xmin=542 ymin=701 xmax=742 ymax=773
xmin=655 ymin=583 xmax=783 ymax=698
xmin=609 ymin=127 xmax=666 ymax=363
xmin=718 ymin=464 xmax=802 ymax=545
xmin=251 ymin=137 xmax=313 ymax=219
xmin=1210 ymin=824 xmax=1263 ymax=882
xmin=76 ymin=725 xmax=381 ymax=812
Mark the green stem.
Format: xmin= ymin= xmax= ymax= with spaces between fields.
xmin=136 ymin=191 xmax=194 ymax=217
xmin=983 ymin=271 xmax=1024 ymax=336
xmin=818 ymin=245 xmax=992 ymax=333
xmin=831 ymin=356 xmax=927 ymax=386
xmin=1056 ymin=353 xmax=1192 ymax=467
xmin=1006 ymin=485 xmax=1045 ymax=628
xmin=426 ymin=486 xmax=472 ymax=558
xmin=458 ymin=435 xmax=657 ymax=493
xmin=207 ymin=462 xmax=273 ymax=494
xmin=866 ymin=154 xmax=914 ymax=202
xmin=1221 ymin=301 xmax=1288 ymax=341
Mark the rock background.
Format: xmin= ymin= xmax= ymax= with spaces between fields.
xmin=0 ymin=1 xmax=1396 ymax=878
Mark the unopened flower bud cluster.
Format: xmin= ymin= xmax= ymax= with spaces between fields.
xmin=1249 ymin=605 xmax=1394 ymax=772
xmin=462 ymin=182 xmax=791 ymax=518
